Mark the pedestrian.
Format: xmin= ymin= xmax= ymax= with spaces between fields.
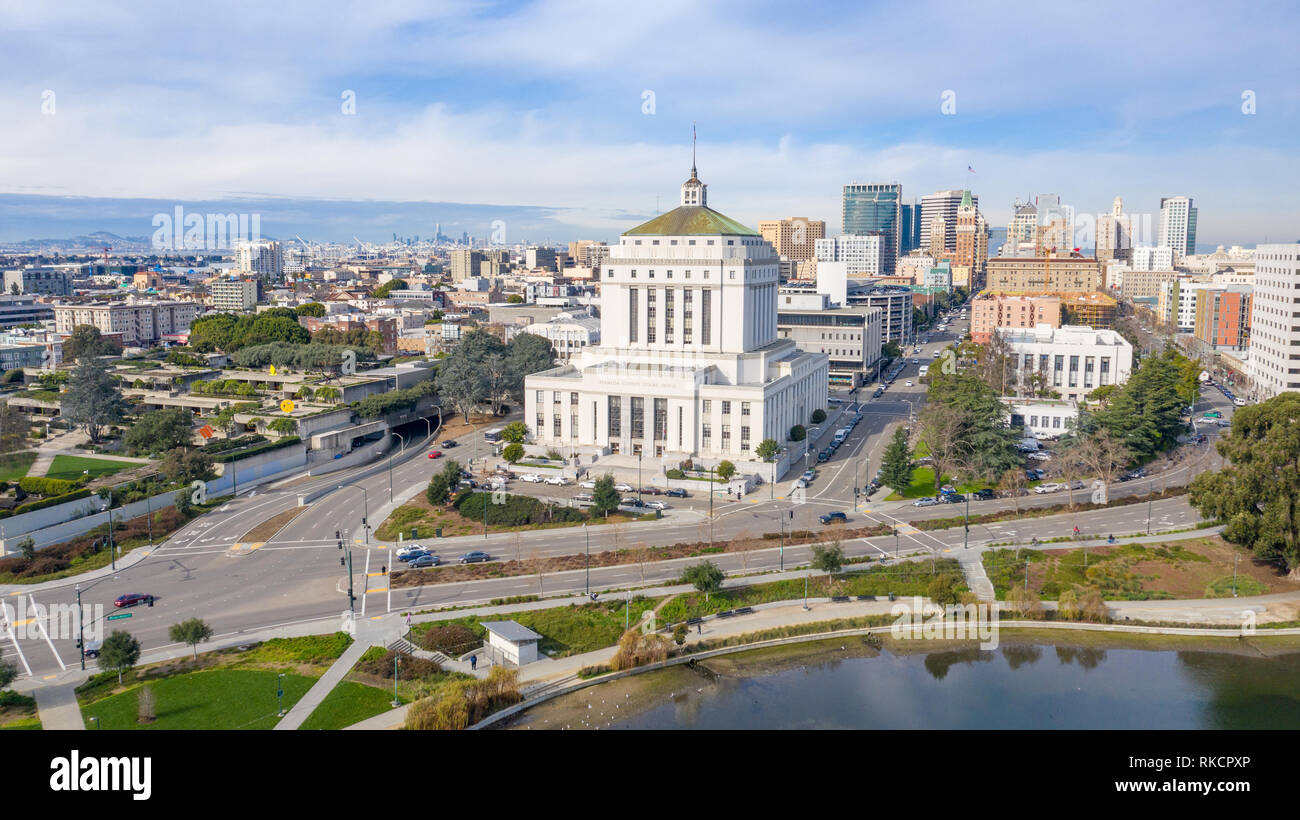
xmin=381 ymin=564 xmax=387 ymax=574
xmin=697 ymin=622 xmax=702 ymax=635
xmin=470 ymin=654 xmax=478 ymax=671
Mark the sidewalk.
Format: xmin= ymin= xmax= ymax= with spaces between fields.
xmin=34 ymin=682 xmax=84 ymax=730
xmin=274 ymin=638 xmax=371 ymax=730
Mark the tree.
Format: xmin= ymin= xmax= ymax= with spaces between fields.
xmin=788 ymin=425 xmax=806 ymax=442
xmin=975 ymin=330 xmax=1017 ymax=397
xmin=175 ymin=487 xmax=194 ymax=515
xmin=506 ymin=294 xmax=524 ymax=304
xmin=591 ymin=474 xmax=620 ymax=516
xmin=123 ymin=407 xmax=193 ymax=455
xmin=483 ymin=353 xmax=509 ymax=416
xmin=879 ymin=426 xmax=914 ymax=495
xmin=371 ymin=278 xmax=407 ymax=298
xmin=502 ymin=442 xmax=524 ymax=464
xmin=0 ymin=658 xmax=17 ymax=690
xmin=811 ymin=408 xmax=827 ymax=424
xmin=0 ymin=402 xmax=29 ymax=453
xmin=168 ymin=618 xmax=214 ymax=659
xmin=997 ymin=469 xmax=1027 ymax=514
xmin=427 ymin=473 xmax=452 ymax=505
xmin=672 ymin=623 xmax=688 ymax=647
xmin=882 ymin=340 xmax=902 ymax=361
xmin=438 ymin=353 xmax=487 ymax=423
xmin=1071 ymin=429 xmax=1131 ymax=499
xmin=927 ymin=573 xmax=962 ymax=606
xmin=17 ymin=537 xmax=35 ymax=560
xmin=99 ymin=630 xmax=142 ymax=685
xmin=160 ymin=447 xmax=215 ymax=484
xmin=61 ymin=355 xmax=127 ymax=443
xmin=755 ymin=438 xmax=780 ymax=462
xmin=681 ymin=560 xmax=724 ymax=599
xmin=63 ymin=325 xmax=121 ymax=362
xmin=916 ymin=403 xmax=965 ymax=490
xmin=1189 ymin=393 xmax=1300 ymax=572
xmin=811 ymin=542 xmax=844 ymax=575
xmin=295 ymin=302 xmax=326 ymax=318
xmin=501 ymin=421 xmax=528 ymax=443
xmin=715 ymin=460 xmax=736 ymax=481
xmin=268 ymin=417 xmax=297 ymax=436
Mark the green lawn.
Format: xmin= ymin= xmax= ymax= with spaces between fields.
xmin=412 ymin=598 xmax=661 ymax=658
xmin=80 ymin=669 xmax=317 ymax=729
xmin=658 ymin=558 xmax=967 ymax=622
xmin=0 ymin=451 xmax=37 ymax=481
xmin=46 ymin=455 xmax=132 ymax=481
xmin=887 ymin=466 xmax=990 ymax=500
xmin=299 ymin=681 xmax=402 ymax=730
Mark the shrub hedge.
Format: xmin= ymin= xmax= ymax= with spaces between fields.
xmin=210 ymin=436 xmax=301 ymax=463
xmin=452 ymin=491 xmax=585 ymax=527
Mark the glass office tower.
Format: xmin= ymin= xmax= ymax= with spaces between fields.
xmin=843 ymin=183 xmax=901 ymax=273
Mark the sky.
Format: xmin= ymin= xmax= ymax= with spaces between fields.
xmin=1 ymin=0 xmax=1298 ymax=247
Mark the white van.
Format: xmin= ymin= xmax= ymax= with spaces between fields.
xmin=919 ymin=365 xmax=930 ymax=377
xmin=1233 ymin=398 xmax=1247 ymax=407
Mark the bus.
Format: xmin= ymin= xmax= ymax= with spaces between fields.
xmin=483 ymin=427 xmax=504 ymax=443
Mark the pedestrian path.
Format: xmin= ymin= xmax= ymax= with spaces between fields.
xmin=957 ymin=552 xmax=996 ymax=601
xmin=34 ymin=682 xmax=84 ymax=730
xmin=274 ymin=638 xmax=371 ymax=730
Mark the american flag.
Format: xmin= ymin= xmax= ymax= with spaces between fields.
xmin=967 ymin=165 xmax=975 ymax=173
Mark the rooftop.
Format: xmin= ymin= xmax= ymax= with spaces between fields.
xmin=623 ymin=205 xmax=758 ymax=237
xmin=480 ymin=620 xmax=543 ymax=643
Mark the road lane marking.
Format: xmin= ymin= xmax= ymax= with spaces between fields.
xmin=29 ymin=594 xmax=65 ymax=671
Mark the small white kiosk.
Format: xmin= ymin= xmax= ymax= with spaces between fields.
xmin=481 ymin=621 xmax=543 ymax=667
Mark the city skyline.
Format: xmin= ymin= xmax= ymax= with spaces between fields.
xmin=2 ymin=1 xmax=1297 ymax=245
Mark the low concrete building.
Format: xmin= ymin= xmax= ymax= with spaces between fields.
xmin=1002 ymin=397 xmax=1080 ymax=438
xmin=481 ymin=620 xmax=543 ymax=666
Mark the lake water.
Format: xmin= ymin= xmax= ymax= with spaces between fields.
xmin=503 ymin=638 xmax=1300 ymax=730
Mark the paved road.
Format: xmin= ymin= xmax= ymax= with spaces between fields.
xmin=1 ymin=309 xmax=1240 ymax=682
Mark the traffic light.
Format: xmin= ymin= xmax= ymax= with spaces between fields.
xmin=340 ymin=557 xmax=345 ymax=567
xmin=335 ymin=530 xmax=341 ymax=540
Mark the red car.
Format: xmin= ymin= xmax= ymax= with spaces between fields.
xmin=114 ymin=593 xmax=153 ymax=608
xmin=427 ymin=450 xmax=443 ymax=459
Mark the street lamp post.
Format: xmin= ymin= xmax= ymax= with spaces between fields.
xmin=1146 ymin=477 xmax=1153 ymax=534
xmin=584 ymin=523 xmax=590 ymax=596
xmin=76 ymin=583 xmax=84 ymax=671
xmin=708 ymin=466 xmax=715 ymax=548
xmin=963 ymin=494 xmax=970 ymax=549
xmin=637 ymin=451 xmax=642 ymax=505
xmin=384 ymin=432 xmax=406 ymax=503
xmin=276 ymin=673 xmax=286 ymax=716
xmin=103 ymin=491 xmax=117 ymax=571
xmin=392 ymin=655 xmax=401 ymax=707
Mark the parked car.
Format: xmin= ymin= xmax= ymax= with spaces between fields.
xmin=1034 ymin=483 xmax=1063 ymax=494
xmin=794 ymin=478 xmax=808 ymax=490
xmin=427 ymin=450 xmax=443 ymax=459
xmin=1218 ymin=418 xmax=1232 ymax=427
xmin=1203 ymin=411 xmax=1223 ymax=419
xmin=645 ymin=500 xmax=667 ymax=511
xmin=1233 ymin=398 xmax=1247 ymax=407
xmin=1193 ymin=433 xmax=1208 ymax=444
xmin=973 ymin=488 xmax=996 ymax=501
xmin=819 ymin=511 xmax=848 ymax=524
xmin=408 ymin=554 xmax=441 ymax=568
xmin=614 ymin=483 xmax=635 ymax=492
xmin=905 ymin=381 xmax=913 ymax=387
xmin=544 ymin=476 xmax=568 ymax=485
xmin=621 ymin=497 xmax=646 ymax=507
xmin=1068 ymin=480 xmax=1086 ymax=490
xmin=665 ymin=488 xmax=688 ymax=498
xmin=459 ymin=551 xmax=491 ymax=564
xmin=578 ymin=480 xmax=597 ymax=489
xmin=398 ymin=549 xmax=431 ymax=562
xmin=517 ymin=473 xmax=541 ymax=483
xmin=1028 ymin=452 xmax=1052 ymax=462
xmin=440 ymin=439 xmax=458 ymax=447
xmin=817 ymin=450 xmax=832 ymax=463
xmin=456 ymin=478 xmax=477 ymax=490
xmin=942 ymin=493 xmax=966 ymax=504
xmin=113 ymin=593 xmax=153 ymax=608
xmin=913 ymin=497 xmax=939 ymax=507
xmin=800 ymin=470 xmax=816 ymax=483
xmin=639 ymin=486 xmax=662 ymax=495
xmin=872 ymin=389 xmax=883 ymax=398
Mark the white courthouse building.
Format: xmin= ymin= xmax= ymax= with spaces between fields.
xmin=995 ymin=323 xmax=1134 ymax=403
xmin=524 ymin=167 xmax=829 ymax=467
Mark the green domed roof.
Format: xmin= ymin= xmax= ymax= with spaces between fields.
xmin=623 ymin=205 xmax=759 ymax=237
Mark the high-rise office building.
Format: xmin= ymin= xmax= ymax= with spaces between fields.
xmin=842 ymin=184 xmax=901 ymax=274
xmin=814 ymin=235 xmax=882 ymax=277
xmin=1096 ymin=196 xmax=1134 ymax=264
xmin=919 ymin=190 xmax=977 ymax=255
xmin=1158 ymin=196 xmax=1197 ymax=256
xmin=899 ymin=202 xmax=922 ymax=255
xmin=236 ymin=240 xmax=283 ymax=281
xmin=954 ymin=190 xmax=988 ymax=281
xmin=1248 ymin=243 xmax=1300 ymax=399
xmin=758 ymin=217 xmax=826 ymax=262
xmin=450 ymin=249 xmax=486 ymax=282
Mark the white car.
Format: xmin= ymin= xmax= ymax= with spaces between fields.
xmin=645 ymin=500 xmax=667 ymax=511
xmin=543 ymin=476 xmax=567 ymax=485
xmin=905 ymin=381 xmax=913 ymax=387
xmin=1027 ymin=452 xmax=1052 ymax=461
xmin=519 ymin=473 xmax=543 ymax=483
xmin=614 ymin=482 xmax=635 ymax=492
xmin=578 ymin=480 xmax=597 ymax=489
xmin=1034 ymin=483 xmax=1063 ymax=494
xmin=396 ymin=544 xmax=426 ymax=557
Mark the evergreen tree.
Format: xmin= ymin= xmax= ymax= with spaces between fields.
xmin=879 ymin=426 xmax=914 ymax=494
xmin=61 ymin=356 xmax=127 ymax=443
